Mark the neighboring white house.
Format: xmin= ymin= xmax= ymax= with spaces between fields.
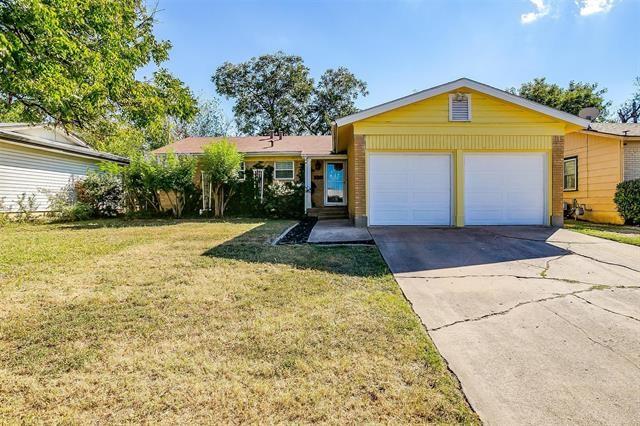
xmin=0 ymin=123 xmax=129 ymax=212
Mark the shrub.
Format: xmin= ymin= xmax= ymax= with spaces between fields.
xmin=59 ymin=202 xmax=94 ymax=222
xmin=263 ymin=180 xmax=305 ymax=219
xmin=0 ymin=197 xmax=9 ymax=226
xmin=75 ymin=172 xmax=124 ymax=217
xmin=155 ymin=153 xmax=197 ymax=218
xmin=200 ymin=140 xmax=243 ymax=217
xmin=614 ymin=179 xmax=640 ymax=224
xmin=15 ymin=193 xmax=39 ymax=222
xmin=47 ymin=187 xmax=94 ymax=222
xmin=103 ymin=154 xmax=197 ymax=218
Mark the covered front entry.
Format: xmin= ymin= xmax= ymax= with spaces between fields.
xmin=368 ymin=153 xmax=452 ymax=225
xmin=304 ymin=155 xmax=348 ymax=217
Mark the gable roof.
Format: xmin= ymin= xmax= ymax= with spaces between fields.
xmin=587 ymin=122 xmax=640 ymax=137
xmin=334 ymin=77 xmax=591 ymax=128
xmin=0 ymin=123 xmax=129 ymax=164
xmin=153 ymin=135 xmax=333 ymax=157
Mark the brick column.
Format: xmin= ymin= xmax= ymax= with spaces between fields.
xmin=353 ymin=134 xmax=367 ymax=227
xmin=552 ymin=136 xmax=564 ymax=227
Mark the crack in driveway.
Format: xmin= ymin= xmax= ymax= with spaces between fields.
xmin=573 ymin=294 xmax=640 ymax=323
xmin=541 ymin=304 xmax=640 ymax=371
xmin=481 ymin=228 xmax=640 ymax=274
xmin=428 ymin=285 xmax=640 ymax=332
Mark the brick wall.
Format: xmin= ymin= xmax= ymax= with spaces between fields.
xmin=624 ymin=142 xmax=640 ymax=181
xmin=352 ymin=134 xmax=367 ymax=227
xmin=552 ymin=135 xmax=564 ymax=227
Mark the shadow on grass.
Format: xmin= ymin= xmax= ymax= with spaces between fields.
xmin=60 ymin=216 xmax=270 ymax=230
xmin=203 ymin=222 xmax=388 ymax=278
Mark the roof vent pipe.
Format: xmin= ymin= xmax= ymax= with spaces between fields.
xmin=270 ymin=130 xmax=274 ymax=139
xmin=278 ymin=130 xmax=283 ymax=140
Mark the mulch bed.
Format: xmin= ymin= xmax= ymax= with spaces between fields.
xmin=277 ymin=217 xmax=317 ymax=244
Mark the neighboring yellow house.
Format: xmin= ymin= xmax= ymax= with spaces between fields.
xmin=563 ymin=123 xmax=640 ymax=224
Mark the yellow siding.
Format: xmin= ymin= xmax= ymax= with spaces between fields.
xmin=366 ymin=135 xmax=552 ymax=151
xmin=353 ymin=89 xmax=575 ymax=136
xmin=563 ymin=132 xmax=624 ymax=224
xmin=341 ymin=86 xmax=577 ymax=226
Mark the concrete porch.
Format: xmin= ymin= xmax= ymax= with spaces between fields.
xmin=307 ymin=219 xmax=373 ymax=244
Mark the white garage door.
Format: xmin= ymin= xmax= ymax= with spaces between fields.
xmin=369 ymin=153 xmax=451 ymax=225
xmin=464 ymin=153 xmax=547 ymax=225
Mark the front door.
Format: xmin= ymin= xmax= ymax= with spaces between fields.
xmin=324 ymin=161 xmax=347 ymax=206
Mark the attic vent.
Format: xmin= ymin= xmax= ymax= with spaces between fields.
xmin=449 ymin=93 xmax=471 ymax=122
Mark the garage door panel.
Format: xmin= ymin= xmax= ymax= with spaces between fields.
xmin=370 ymin=153 xmax=451 ymax=226
xmin=464 ymin=153 xmax=546 ymax=225
xmin=372 ymin=191 xmax=410 ymax=206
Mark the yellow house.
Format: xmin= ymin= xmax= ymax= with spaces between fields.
xmin=335 ymin=78 xmax=588 ymax=227
xmin=563 ymin=123 xmax=640 ymax=224
xmin=156 ymin=78 xmax=594 ymax=226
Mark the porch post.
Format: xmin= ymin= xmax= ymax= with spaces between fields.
xmin=304 ymin=156 xmax=312 ymax=213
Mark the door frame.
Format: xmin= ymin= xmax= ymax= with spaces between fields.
xmin=324 ymin=160 xmax=347 ymax=206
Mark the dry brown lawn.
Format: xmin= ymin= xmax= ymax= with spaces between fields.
xmin=0 ymin=219 xmax=478 ymax=424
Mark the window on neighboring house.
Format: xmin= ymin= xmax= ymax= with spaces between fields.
xmin=238 ymin=161 xmax=246 ymax=181
xmin=274 ymin=161 xmax=294 ymax=180
xmin=449 ymin=93 xmax=471 ymax=121
xmin=564 ymin=157 xmax=578 ymax=191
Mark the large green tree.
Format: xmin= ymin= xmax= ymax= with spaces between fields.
xmin=508 ymin=77 xmax=611 ymax=119
xmin=300 ymin=67 xmax=369 ymax=135
xmin=0 ymin=0 xmax=196 ymax=153
xmin=212 ymin=52 xmax=367 ymax=135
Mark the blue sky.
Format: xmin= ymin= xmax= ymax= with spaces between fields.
xmin=148 ymin=0 xmax=639 ymax=118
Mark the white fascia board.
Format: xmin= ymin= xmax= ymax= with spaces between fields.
xmin=335 ymin=78 xmax=591 ymax=128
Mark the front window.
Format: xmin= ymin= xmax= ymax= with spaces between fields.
xmin=238 ymin=162 xmax=246 ymax=180
xmin=274 ymin=161 xmax=294 ymax=180
xmin=564 ymin=157 xmax=577 ymax=191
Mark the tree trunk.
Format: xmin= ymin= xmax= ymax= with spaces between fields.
xmin=212 ymin=183 xmax=223 ymax=218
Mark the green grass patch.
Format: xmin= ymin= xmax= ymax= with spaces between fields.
xmin=565 ymin=219 xmax=640 ymax=247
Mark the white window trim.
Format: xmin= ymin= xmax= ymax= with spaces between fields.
xmin=448 ymin=93 xmax=472 ymax=122
xmin=238 ymin=161 xmax=246 ymax=181
xmin=274 ymin=161 xmax=295 ymax=181
xmin=563 ymin=157 xmax=578 ymax=191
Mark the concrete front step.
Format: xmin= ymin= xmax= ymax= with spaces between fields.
xmin=307 ymin=207 xmax=348 ymax=219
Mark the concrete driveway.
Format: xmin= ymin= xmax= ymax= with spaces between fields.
xmin=370 ymin=226 xmax=640 ymax=425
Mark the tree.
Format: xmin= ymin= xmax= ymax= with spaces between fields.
xmin=200 ymin=141 xmax=244 ymax=218
xmin=0 ymin=0 xmax=197 ymax=152
xmin=508 ymin=78 xmax=611 ymax=119
xmin=173 ymin=97 xmax=233 ymax=140
xmin=617 ymin=77 xmax=640 ymax=123
xmin=155 ymin=153 xmax=197 ymax=218
xmin=212 ymin=52 xmax=367 ymax=135
xmin=300 ymin=67 xmax=369 ymax=135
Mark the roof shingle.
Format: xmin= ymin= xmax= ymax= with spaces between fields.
xmin=588 ymin=123 xmax=640 ymax=137
xmin=152 ymin=135 xmax=333 ymax=156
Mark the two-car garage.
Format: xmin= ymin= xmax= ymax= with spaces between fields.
xmin=368 ymin=152 xmax=547 ymax=226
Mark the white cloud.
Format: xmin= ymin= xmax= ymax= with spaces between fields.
xmin=521 ymin=0 xmax=551 ymax=24
xmin=576 ymin=0 xmax=616 ymax=16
